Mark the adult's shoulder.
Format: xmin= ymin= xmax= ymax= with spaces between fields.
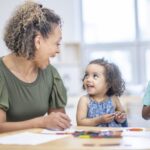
xmin=0 ymin=57 xmax=3 ymax=61
xmin=143 ymin=81 xmax=150 ymax=106
xmin=143 ymin=81 xmax=150 ymax=96
xmin=42 ymin=64 xmax=57 ymax=75
xmin=0 ymin=57 xmax=4 ymax=68
xmin=46 ymin=64 xmax=58 ymax=73
xmin=146 ymin=81 xmax=150 ymax=88
xmin=46 ymin=64 xmax=61 ymax=79
xmin=0 ymin=69 xmax=3 ymax=77
xmin=0 ymin=58 xmax=7 ymax=95
xmin=0 ymin=57 xmax=4 ymax=78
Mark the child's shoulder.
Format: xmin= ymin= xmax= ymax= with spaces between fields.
xmin=111 ymin=96 xmax=120 ymax=101
xmin=79 ymin=95 xmax=89 ymax=103
xmin=111 ymin=96 xmax=120 ymax=106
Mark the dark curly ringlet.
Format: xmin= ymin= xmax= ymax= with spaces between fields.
xmin=3 ymin=1 xmax=61 ymax=59
xmin=82 ymin=58 xmax=125 ymax=97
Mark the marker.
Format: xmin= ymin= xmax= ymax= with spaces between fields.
xmin=79 ymin=135 xmax=91 ymax=139
xmin=127 ymin=128 xmax=144 ymax=131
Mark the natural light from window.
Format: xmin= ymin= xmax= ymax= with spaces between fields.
xmin=82 ymin=0 xmax=135 ymax=43
xmin=90 ymin=50 xmax=132 ymax=83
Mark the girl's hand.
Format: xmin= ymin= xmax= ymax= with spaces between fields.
xmin=100 ymin=114 xmax=115 ymax=123
xmin=114 ymin=111 xmax=127 ymax=123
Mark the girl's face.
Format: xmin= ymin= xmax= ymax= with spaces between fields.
xmin=83 ymin=64 xmax=108 ymax=97
xmin=33 ymin=25 xmax=62 ymax=69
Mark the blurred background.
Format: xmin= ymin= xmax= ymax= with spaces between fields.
xmin=1 ymin=0 xmax=150 ymax=127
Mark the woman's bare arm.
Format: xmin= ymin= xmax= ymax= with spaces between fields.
xmin=0 ymin=108 xmax=70 ymax=133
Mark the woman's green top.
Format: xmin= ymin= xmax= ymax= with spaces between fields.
xmin=0 ymin=57 xmax=67 ymax=121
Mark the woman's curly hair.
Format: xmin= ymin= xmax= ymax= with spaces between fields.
xmin=83 ymin=58 xmax=125 ymax=97
xmin=3 ymin=1 xmax=61 ymax=59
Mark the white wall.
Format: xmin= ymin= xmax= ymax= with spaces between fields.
xmin=37 ymin=0 xmax=82 ymax=42
xmin=0 ymin=0 xmax=25 ymax=56
xmin=0 ymin=0 xmax=82 ymax=56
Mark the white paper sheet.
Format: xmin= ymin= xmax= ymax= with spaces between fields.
xmin=122 ymin=131 xmax=150 ymax=137
xmin=42 ymin=126 xmax=81 ymax=134
xmin=121 ymin=137 xmax=150 ymax=149
xmin=0 ymin=132 xmax=68 ymax=145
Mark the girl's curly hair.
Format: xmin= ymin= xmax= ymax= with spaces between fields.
xmin=83 ymin=58 xmax=125 ymax=96
xmin=3 ymin=1 xmax=61 ymax=59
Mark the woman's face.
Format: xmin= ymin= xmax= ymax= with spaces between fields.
xmin=34 ymin=25 xmax=62 ymax=69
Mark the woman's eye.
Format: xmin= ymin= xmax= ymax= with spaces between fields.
xmin=57 ymin=43 xmax=61 ymax=46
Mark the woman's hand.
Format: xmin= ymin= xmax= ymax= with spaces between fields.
xmin=42 ymin=112 xmax=71 ymax=130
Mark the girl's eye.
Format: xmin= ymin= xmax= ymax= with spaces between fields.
xmin=93 ymin=74 xmax=98 ymax=79
xmin=84 ymin=73 xmax=88 ymax=78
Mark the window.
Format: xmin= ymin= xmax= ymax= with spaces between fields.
xmin=82 ymin=0 xmax=135 ymax=43
xmin=138 ymin=0 xmax=150 ymax=40
xmin=90 ymin=49 xmax=132 ymax=83
xmin=146 ymin=49 xmax=150 ymax=81
xmin=82 ymin=0 xmax=150 ymax=84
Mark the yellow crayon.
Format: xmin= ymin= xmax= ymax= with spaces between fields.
xmin=79 ymin=135 xmax=91 ymax=139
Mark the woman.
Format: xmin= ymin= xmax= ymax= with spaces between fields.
xmin=0 ymin=1 xmax=71 ymax=132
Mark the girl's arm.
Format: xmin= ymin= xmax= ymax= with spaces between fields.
xmin=112 ymin=96 xmax=127 ymax=123
xmin=76 ymin=96 xmax=101 ymax=126
xmin=76 ymin=96 xmax=114 ymax=126
xmin=112 ymin=96 xmax=125 ymax=112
